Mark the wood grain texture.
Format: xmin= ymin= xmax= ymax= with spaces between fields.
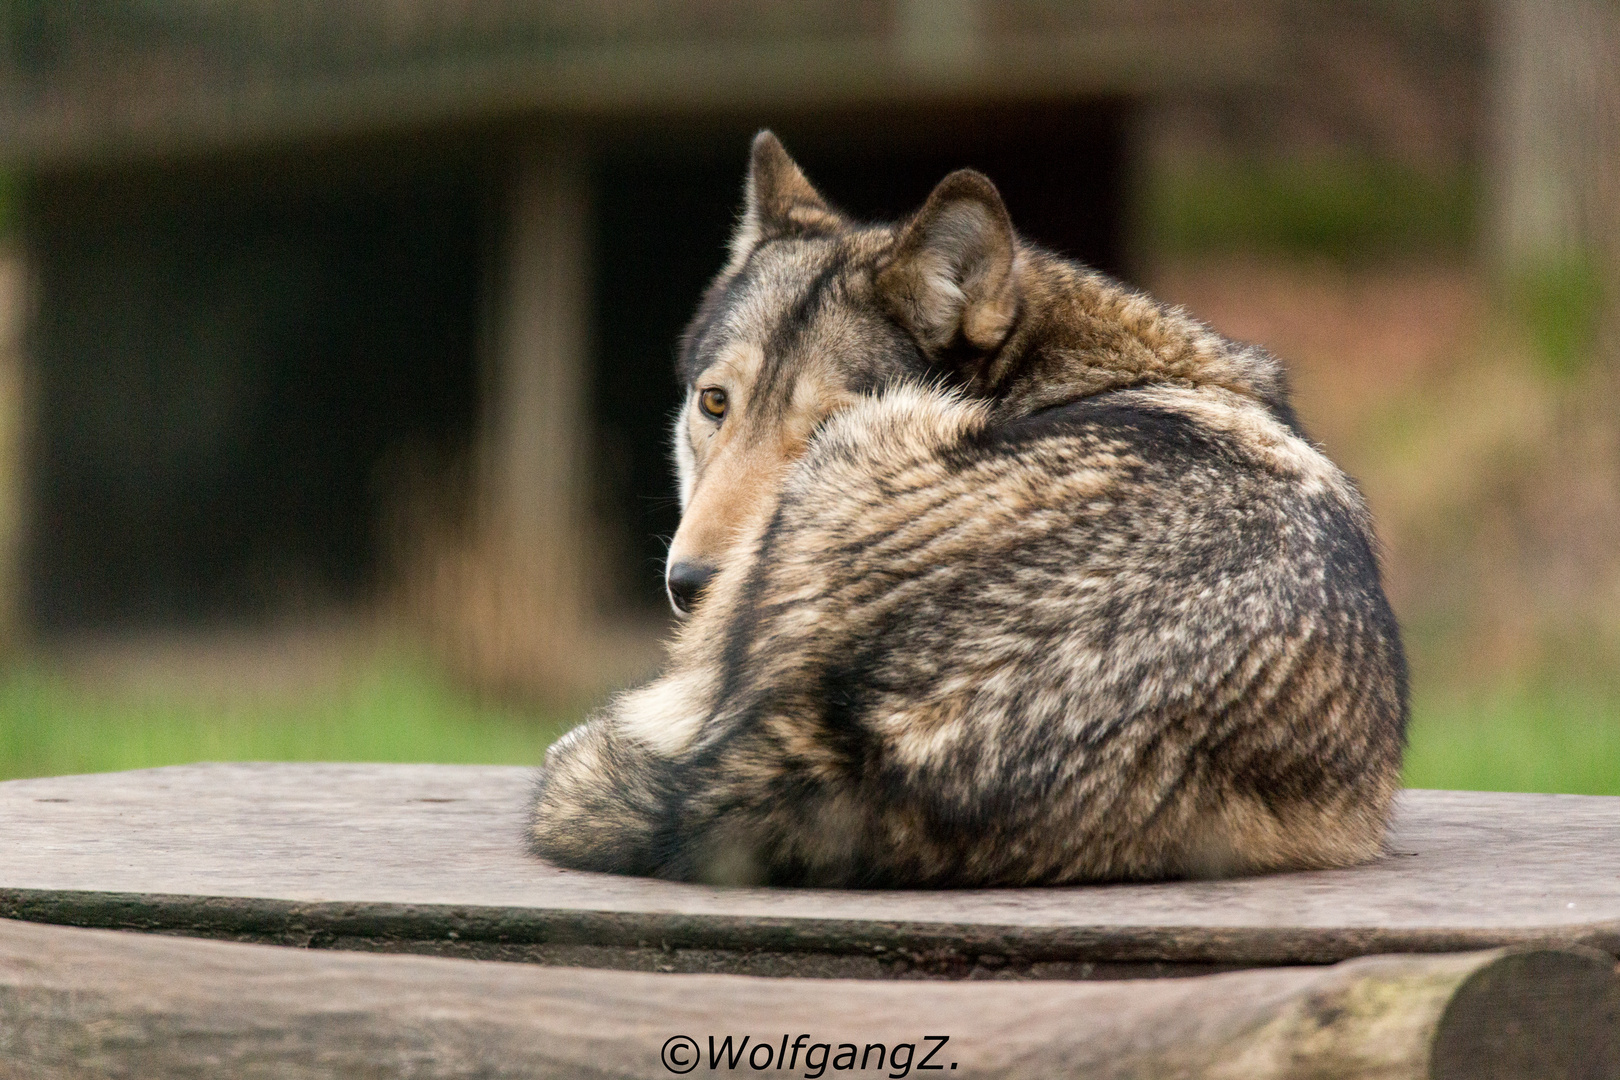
xmin=1 ymin=918 xmax=1615 ymax=1080
xmin=1 ymin=764 xmax=1617 ymax=976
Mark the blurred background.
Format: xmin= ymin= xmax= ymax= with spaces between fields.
xmin=0 ymin=0 xmax=1615 ymax=793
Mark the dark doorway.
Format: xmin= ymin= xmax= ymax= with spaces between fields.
xmin=25 ymin=163 xmax=486 ymax=631
xmin=589 ymin=99 xmax=1135 ymax=611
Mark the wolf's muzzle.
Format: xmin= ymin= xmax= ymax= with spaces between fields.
xmin=666 ymin=561 xmax=717 ymax=616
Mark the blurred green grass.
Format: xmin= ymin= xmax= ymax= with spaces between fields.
xmin=1510 ymin=254 xmax=1607 ymax=377
xmin=1143 ymin=156 xmax=1476 ymax=262
xmin=0 ymin=655 xmax=576 ymax=782
xmin=1404 ymin=684 xmax=1620 ymax=795
xmin=1 ymin=655 xmax=1615 ymax=794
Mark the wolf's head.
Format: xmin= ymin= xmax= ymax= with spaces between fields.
xmin=665 ymin=131 xmax=1021 ymax=615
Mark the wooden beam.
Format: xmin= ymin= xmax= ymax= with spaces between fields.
xmin=0 ymin=919 xmax=1613 ymax=1079
xmin=486 ymin=137 xmax=593 ymax=572
xmin=2 ymin=765 xmax=1618 ymax=977
xmin=0 ymin=29 xmax=1283 ymax=171
xmin=415 ymin=139 xmax=604 ymax=700
xmin=1489 ymin=0 xmax=1620 ymax=277
xmin=0 ymin=250 xmax=23 ymax=652
xmin=1488 ymin=0 xmax=1620 ymax=368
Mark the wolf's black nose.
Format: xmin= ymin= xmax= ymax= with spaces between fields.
xmin=666 ymin=561 xmax=717 ymax=615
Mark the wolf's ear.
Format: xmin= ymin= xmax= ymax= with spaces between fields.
xmin=727 ymin=131 xmax=839 ymax=268
xmin=876 ymin=170 xmax=1019 ymax=361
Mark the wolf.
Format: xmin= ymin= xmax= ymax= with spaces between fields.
xmin=528 ymin=132 xmax=1408 ymax=887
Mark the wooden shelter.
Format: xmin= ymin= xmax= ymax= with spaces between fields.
xmin=0 ymin=2 xmax=1494 ymax=692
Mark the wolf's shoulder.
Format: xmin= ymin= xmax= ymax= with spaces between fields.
xmin=1061 ymin=384 xmax=1365 ymax=514
xmin=766 ymin=380 xmax=1378 ymax=605
xmin=801 ymin=380 xmax=1358 ymax=510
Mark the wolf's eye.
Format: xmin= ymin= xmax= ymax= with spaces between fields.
xmin=698 ymin=387 xmax=728 ymax=421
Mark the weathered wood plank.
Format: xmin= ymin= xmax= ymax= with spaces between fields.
xmin=0 ymin=919 xmax=1613 ymax=1080
xmin=1 ymin=764 xmax=1617 ymax=976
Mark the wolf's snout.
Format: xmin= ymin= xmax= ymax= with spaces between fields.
xmin=666 ymin=561 xmax=717 ymax=616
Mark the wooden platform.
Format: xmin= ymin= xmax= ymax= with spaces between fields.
xmin=2 ymin=762 xmax=1617 ymax=978
xmin=3 ymin=763 xmax=1619 ymax=1077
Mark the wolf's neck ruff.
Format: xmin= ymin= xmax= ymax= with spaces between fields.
xmin=529 ymin=132 xmax=1408 ymax=888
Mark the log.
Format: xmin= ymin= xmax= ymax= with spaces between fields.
xmin=2 ymin=764 xmax=1618 ymax=978
xmin=0 ymin=918 xmax=1613 ymax=1079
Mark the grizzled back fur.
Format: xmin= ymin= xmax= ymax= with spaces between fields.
xmin=528 ymin=132 xmax=1408 ymax=887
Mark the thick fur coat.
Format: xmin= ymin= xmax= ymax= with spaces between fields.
xmin=528 ymin=133 xmax=1408 ymax=887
